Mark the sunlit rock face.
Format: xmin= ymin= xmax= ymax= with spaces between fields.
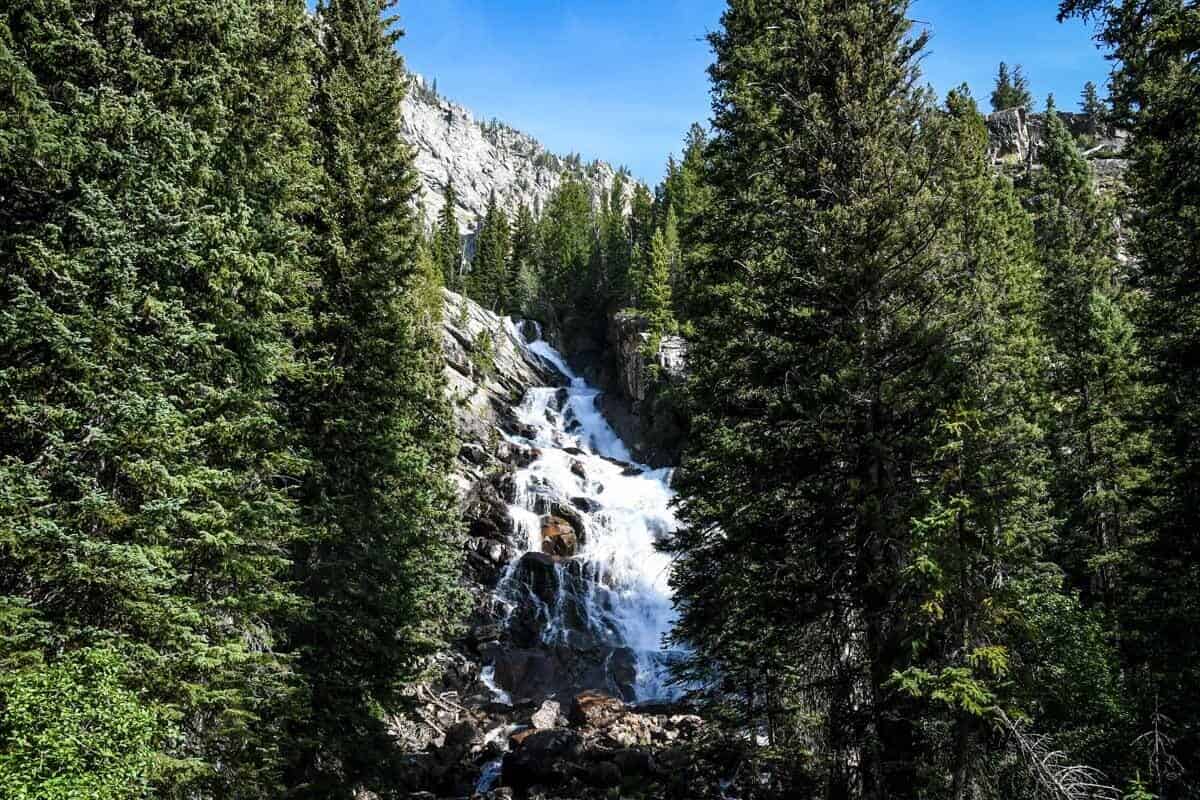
xmin=986 ymin=106 xmax=1130 ymax=190
xmin=401 ymin=76 xmax=626 ymax=236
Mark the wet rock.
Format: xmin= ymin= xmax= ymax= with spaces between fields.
xmin=530 ymin=699 xmax=562 ymax=730
xmin=501 ymin=729 xmax=584 ymax=789
xmin=496 ymin=440 xmax=538 ymax=468
xmin=570 ymin=496 xmax=601 ymax=513
xmin=492 ymin=649 xmax=557 ymax=703
xmin=569 ymin=459 xmax=587 ymax=480
xmin=459 ymin=442 xmax=490 ymax=465
xmin=541 ymin=516 xmax=579 ymax=558
xmin=514 ymin=551 xmax=560 ymax=602
xmin=549 ymin=501 xmax=588 ymax=540
xmin=466 ymin=481 xmax=516 ymax=543
xmin=563 ymin=446 xmax=587 ymax=457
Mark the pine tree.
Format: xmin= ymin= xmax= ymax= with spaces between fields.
xmin=601 ymin=171 xmax=633 ymax=309
xmin=991 ymin=61 xmax=1034 ymax=111
xmin=1060 ymin=2 xmax=1200 ymax=794
xmin=892 ymin=88 xmax=1062 ymax=797
xmin=434 ymin=180 xmax=463 ymax=290
xmin=671 ymin=124 xmax=711 ymax=323
xmin=636 ymin=218 xmax=677 ymax=349
xmin=507 ymin=201 xmax=540 ymax=316
xmin=0 ymin=0 xmax=315 ymax=794
xmin=537 ymin=176 xmax=595 ymax=322
xmin=665 ymin=2 xmax=976 ymax=795
xmin=1033 ymin=98 xmax=1148 ymax=611
xmin=1080 ymin=80 xmax=1108 ymax=136
xmin=466 ymin=190 xmax=510 ymax=310
xmin=286 ymin=1 xmax=463 ymax=795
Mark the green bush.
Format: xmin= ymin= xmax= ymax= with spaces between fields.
xmin=0 ymin=649 xmax=165 ymax=800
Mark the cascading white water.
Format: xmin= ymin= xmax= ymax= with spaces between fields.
xmin=496 ymin=320 xmax=682 ymax=702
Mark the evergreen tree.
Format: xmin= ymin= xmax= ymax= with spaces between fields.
xmin=665 ymin=3 xmax=973 ymax=795
xmin=636 ymin=216 xmax=677 ymax=348
xmin=1080 ymin=80 xmax=1108 ymax=136
xmin=601 ymin=171 xmax=633 ymax=309
xmin=507 ymin=201 xmax=540 ymax=316
xmin=434 ymin=180 xmax=463 ymax=290
xmin=629 ymin=182 xmax=657 ymax=262
xmin=1033 ymin=98 xmax=1148 ymax=612
xmin=991 ymin=61 xmax=1034 ymax=111
xmin=671 ymin=124 xmax=711 ymax=323
xmin=466 ymin=190 xmax=510 ymax=310
xmin=893 ymin=88 xmax=1067 ymax=797
xmin=1061 ymin=2 xmax=1200 ymax=794
xmin=287 ymin=1 xmax=463 ymax=795
xmin=0 ymin=0 xmax=315 ymax=794
xmin=537 ymin=176 xmax=595 ymax=321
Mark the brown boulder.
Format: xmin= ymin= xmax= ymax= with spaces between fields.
xmin=569 ymin=691 xmax=626 ymax=730
xmin=541 ymin=516 xmax=578 ymax=558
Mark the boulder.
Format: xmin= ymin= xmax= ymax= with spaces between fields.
xmin=549 ymin=501 xmax=588 ymax=540
xmin=530 ymin=699 xmax=562 ymax=730
xmin=569 ymin=691 xmax=626 ymax=730
xmin=570 ymin=496 xmax=601 ymax=514
xmin=501 ymin=728 xmax=584 ymax=789
xmin=491 ymin=649 xmax=557 ymax=703
xmin=540 ymin=516 xmax=579 ymax=558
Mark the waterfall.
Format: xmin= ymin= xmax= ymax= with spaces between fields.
xmin=491 ymin=319 xmax=683 ymax=702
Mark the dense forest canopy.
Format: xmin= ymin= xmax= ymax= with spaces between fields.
xmin=1 ymin=0 xmax=1199 ymax=798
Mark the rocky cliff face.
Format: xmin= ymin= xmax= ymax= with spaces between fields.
xmin=402 ymin=77 xmax=625 ymax=235
xmin=987 ymin=107 xmax=1130 ymax=189
xmin=596 ymin=313 xmax=689 ymax=469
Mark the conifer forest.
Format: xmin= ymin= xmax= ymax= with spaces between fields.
xmin=2 ymin=1 xmax=1199 ymax=798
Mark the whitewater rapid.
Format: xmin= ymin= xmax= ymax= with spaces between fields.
xmin=497 ymin=321 xmax=682 ymax=702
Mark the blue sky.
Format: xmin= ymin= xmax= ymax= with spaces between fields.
xmin=394 ymin=1 xmax=1111 ymax=184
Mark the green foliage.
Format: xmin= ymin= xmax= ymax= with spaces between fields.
xmin=1032 ymin=96 xmax=1149 ymax=614
xmin=1081 ymin=80 xmax=1108 ymax=135
xmin=471 ymin=330 xmax=497 ymax=377
xmin=0 ymin=1 xmax=463 ymax=797
xmin=285 ymin=0 xmax=464 ymax=794
xmin=466 ymin=191 xmax=511 ymax=311
xmin=634 ymin=211 xmax=678 ymax=351
xmin=537 ymin=176 xmax=596 ymax=319
xmin=665 ymin=2 xmax=977 ymax=794
xmin=1059 ymin=3 xmax=1200 ymax=794
xmin=0 ymin=649 xmax=166 ymax=800
xmin=434 ymin=180 xmax=463 ymax=290
xmin=991 ymin=61 xmax=1034 ymax=111
xmin=0 ymin=0 xmax=315 ymax=794
xmin=601 ymin=171 xmax=634 ymax=308
xmin=507 ymin=201 xmax=541 ymax=316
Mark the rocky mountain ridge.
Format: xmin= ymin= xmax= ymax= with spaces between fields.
xmin=402 ymin=77 xmax=628 ymax=236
